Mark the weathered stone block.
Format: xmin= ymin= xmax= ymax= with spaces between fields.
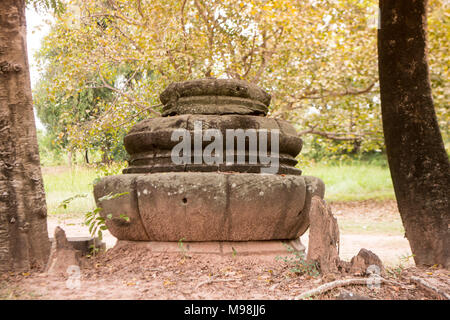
xmin=92 ymin=79 xmax=326 ymax=244
xmin=94 ymin=173 xmax=324 ymax=241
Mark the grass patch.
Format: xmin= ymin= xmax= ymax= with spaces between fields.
xmin=43 ymin=166 xmax=97 ymax=218
xmin=301 ymin=162 xmax=395 ymax=201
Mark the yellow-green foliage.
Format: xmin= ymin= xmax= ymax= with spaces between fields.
xmin=34 ymin=0 xmax=449 ymax=156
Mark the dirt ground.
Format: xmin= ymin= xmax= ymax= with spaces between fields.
xmin=47 ymin=199 xmax=413 ymax=265
xmin=1 ymin=200 xmax=448 ymax=300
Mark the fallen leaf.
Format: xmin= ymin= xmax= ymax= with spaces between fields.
xmin=163 ymin=279 xmax=174 ymax=286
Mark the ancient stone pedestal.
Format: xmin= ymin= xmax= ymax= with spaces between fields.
xmin=114 ymin=239 xmax=306 ymax=257
xmin=93 ymin=79 xmax=324 ymax=254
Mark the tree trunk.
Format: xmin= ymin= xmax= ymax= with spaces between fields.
xmin=378 ymin=0 xmax=449 ymax=268
xmin=0 ymin=0 xmax=50 ymax=271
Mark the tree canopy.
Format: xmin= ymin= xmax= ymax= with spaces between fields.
xmin=34 ymin=0 xmax=449 ymax=161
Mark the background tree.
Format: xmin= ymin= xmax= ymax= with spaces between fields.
xmin=0 ymin=0 xmax=63 ymax=271
xmin=35 ymin=0 xmax=448 ymax=162
xmin=378 ymin=0 xmax=449 ymax=268
xmin=34 ymin=77 xmax=124 ymax=163
xmin=34 ymin=0 xmax=380 ymax=159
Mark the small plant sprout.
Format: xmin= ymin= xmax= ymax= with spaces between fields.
xmin=58 ymin=194 xmax=88 ymax=209
xmin=387 ymin=253 xmax=416 ymax=278
xmin=85 ymin=191 xmax=130 ymax=241
xmin=84 ymin=207 xmax=106 ymax=241
xmin=178 ymin=237 xmax=186 ymax=253
xmin=177 ymin=237 xmax=191 ymax=259
xmin=86 ymin=245 xmax=100 ymax=258
xmin=119 ymin=214 xmax=130 ymax=222
xmin=276 ymin=243 xmax=320 ymax=277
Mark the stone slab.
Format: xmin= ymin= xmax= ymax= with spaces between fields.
xmin=94 ymin=173 xmax=309 ymax=241
xmin=159 ymin=78 xmax=271 ymax=116
xmin=49 ymin=236 xmax=106 ymax=255
xmin=94 ymin=173 xmax=326 ymax=242
xmin=114 ymin=239 xmax=306 ymax=257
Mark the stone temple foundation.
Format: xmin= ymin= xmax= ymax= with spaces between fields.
xmin=93 ymin=79 xmax=325 ymax=255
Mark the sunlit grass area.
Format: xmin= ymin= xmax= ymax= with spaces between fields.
xmin=43 ymin=166 xmax=98 ymax=218
xmin=302 ymin=163 xmax=395 ymax=202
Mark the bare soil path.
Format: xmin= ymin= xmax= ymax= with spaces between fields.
xmin=47 ymin=199 xmax=413 ymax=266
xmin=2 ymin=200 xmax=447 ymax=300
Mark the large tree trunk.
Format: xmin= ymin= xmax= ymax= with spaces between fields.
xmin=378 ymin=0 xmax=449 ymax=268
xmin=0 ymin=0 xmax=50 ymax=271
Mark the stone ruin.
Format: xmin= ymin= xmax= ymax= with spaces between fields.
xmin=93 ymin=79 xmax=325 ymax=251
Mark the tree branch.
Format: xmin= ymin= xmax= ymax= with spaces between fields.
xmin=252 ymin=26 xmax=284 ymax=83
xmin=297 ymin=125 xmax=374 ymax=141
xmin=294 ymin=277 xmax=402 ymax=300
xmin=112 ymin=103 xmax=163 ymax=129
xmin=195 ymin=278 xmax=241 ymax=290
xmin=97 ymin=70 xmax=161 ymax=116
xmin=193 ymin=0 xmax=215 ymax=75
xmin=292 ymin=82 xmax=377 ymax=103
xmin=242 ymin=31 xmax=257 ymax=78
xmin=410 ymin=276 xmax=450 ymax=300
xmin=136 ymin=0 xmax=146 ymax=21
xmin=105 ymin=0 xmax=145 ymax=26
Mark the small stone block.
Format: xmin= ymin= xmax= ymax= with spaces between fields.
xmin=116 ymin=240 xmax=296 ymax=256
xmin=49 ymin=236 xmax=106 ymax=255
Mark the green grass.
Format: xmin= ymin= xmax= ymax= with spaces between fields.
xmin=302 ymin=163 xmax=395 ymax=202
xmin=43 ymin=166 xmax=98 ymax=218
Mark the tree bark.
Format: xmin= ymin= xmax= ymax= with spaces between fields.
xmin=0 ymin=0 xmax=50 ymax=271
xmin=378 ymin=0 xmax=449 ymax=268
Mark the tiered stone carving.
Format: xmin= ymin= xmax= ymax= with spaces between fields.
xmin=93 ymin=79 xmax=324 ymax=242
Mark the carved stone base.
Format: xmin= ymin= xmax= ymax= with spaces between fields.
xmin=114 ymin=238 xmax=306 ymax=257
xmin=94 ymin=172 xmax=325 ymax=242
